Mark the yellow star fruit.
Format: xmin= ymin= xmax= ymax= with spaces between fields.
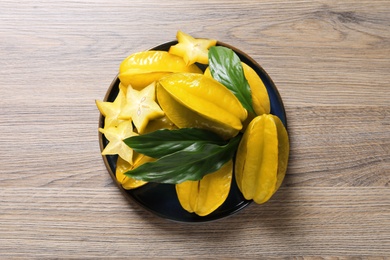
xmin=204 ymin=62 xmax=270 ymax=116
xmin=157 ymin=73 xmax=247 ymax=139
xmin=95 ymin=87 xmax=126 ymax=128
xmin=99 ymin=120 xmax=137 ymax=164
xmin=119 ymin=82 xmax=164 ymax=134
xmin=143 ymin=116 xmax=177 ymax=134
xmin=176 ymin=160 xmax=233 ymax=216
xmin=115 ymin=154 xmax=154 ymax=190
xmin=119 ymin=50 xmax=202 ymax=90
xmin=235 ymin=114 xmax=289 ymax=204
xmin=169 ymin=31 xmax=217 ymax=65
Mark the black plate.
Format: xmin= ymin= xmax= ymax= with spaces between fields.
xmin=98 ymin=41 xmax=287 ymax=222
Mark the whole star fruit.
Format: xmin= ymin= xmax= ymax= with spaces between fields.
xmin=204 ymin=62 xmax=270 ymax=116
xmin=156 ymin=73 xmax=247 ymax=139
xmin=234 ymin=114 xmax=289 ymax=204
xmin=119 ymin=50 xmax=202 ymax=90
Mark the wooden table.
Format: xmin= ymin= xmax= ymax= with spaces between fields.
xmin=1 ymin=0 xmax=389 ymax=258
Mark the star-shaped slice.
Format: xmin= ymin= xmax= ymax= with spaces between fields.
xmin=169 ymin=31 xmax=217 ymax=65
xmin=119 ymin=82 xmax=164 ymax=133
xmin=99 ymin=120 xmax=137 ymax=164
xmin=96 ymin=87 xmax=126 ymax=128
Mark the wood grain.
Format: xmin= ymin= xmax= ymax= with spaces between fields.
xmin=0 ymin=0 xmax=389 ymax=258
xmin=0 ymin=187 xmax=389 ymax=258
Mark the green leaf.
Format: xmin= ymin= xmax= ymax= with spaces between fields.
xmin=208 ymin=46 xmax=255 ymax=114
xmin=124 ymin=134 xmax=241 ymax=184
xmin=124 ymin=128 xmax=226 ymax=158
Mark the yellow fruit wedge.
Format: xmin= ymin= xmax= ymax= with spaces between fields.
xmin=274 ymin=115 xmax=290 ymax=191
xmin=235 ymin=114 xmax=289 ymax=204
xmin=142 ymin=116 xmax=177 ymax=134
xmin=174 ymin=179 xmax=198 ymax=214
xmin=241 ymin=63 xmax=270 ymax=116
xmin=119 ymin=51 xmax=202 ymax=89
xmin=176 ymin=160 xmax=233 ymax=216
xmin=115 ymin=154 xmax=152 ymax=190
xmin=119 ymin=72 xmax=169 ymax=91
xmin=157 ymin=73 xmax=247 ymax=139
xmin=169 ymin=31 xmax=217 ymax=65
xmin=204 ymin=62 xmax=270 ymax=116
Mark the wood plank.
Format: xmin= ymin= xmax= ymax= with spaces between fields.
xmin=0 ymin=187 xmax=388 ymax=257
